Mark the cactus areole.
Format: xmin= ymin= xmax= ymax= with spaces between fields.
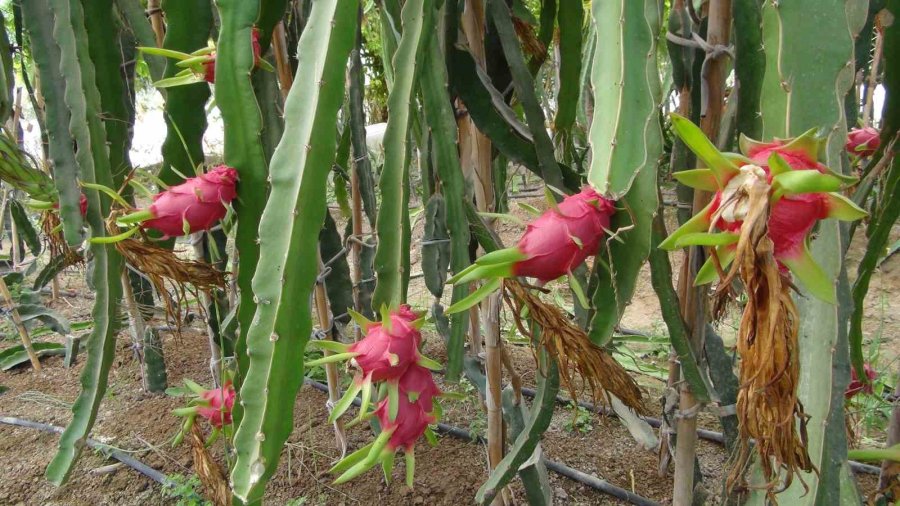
xmin=120 ymin=165 xmax=238 ymax=238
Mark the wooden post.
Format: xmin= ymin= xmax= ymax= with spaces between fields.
xmin=673 ymin=1 xmax=731 ymax=504
xmin=0 ymin=276 xmax=41 ymax=371
xmin=147 ymin=0 xmax=165 ymax=48
xmin=272 ymin=22 xmax=293 ymax=101
xmin=315 ymin=253 xmax=348 ymax=456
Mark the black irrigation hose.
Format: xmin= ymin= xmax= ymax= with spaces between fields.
xmin=0 ymin=416 xmax=174 ymax=488
xmin=303 ymin=378 xmax=662 ymax=506
xmin=512 ymin=386 xmax=882 ymax=476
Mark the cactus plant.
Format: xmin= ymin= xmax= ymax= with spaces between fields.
xmin=227 ymin=1 xmax=358 ymax=501
xmin=37 ymin=0 xmax=126 ymax=485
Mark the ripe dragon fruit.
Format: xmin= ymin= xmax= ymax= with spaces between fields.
xmin=139 ymin=27 xmax=272 ymax=89
xmin=845 ymin=363 xmax=877 ymax=399
xmin=441 ymin=186 xmax=615 ymax=316
xmin=660 ymin=114 xmax=867 ymax=303
xmin=118 ymin=165 xmax=237 ymax=238
xmin=330 ymin=365 xmax=442 ymax=487
xmin=845 ymin=126 xmax=881 ymax=158
xmin=197 ymin=381 xmax=237 ymax=428
xmin=306 ymin=306 xmax=443 ymax=487
xmin=171 ymin=378 xmax=237 ymax=446
xmin=448 ymin=186 xmax=615 ymax=288
xmin=201 ymin=27 xmax=263 ymax=84
xmin=51 ymin=193 xmax=88 ymax=217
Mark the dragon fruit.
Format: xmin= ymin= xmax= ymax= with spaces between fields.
xmin=347 ymin=310 xmax=423 ymax=382
xmin=845 ymin=127 xmax=881 ymax=158
xmin=171 ymin=378 xmax=237 ymax=446
xmin=447 ymin=186 xmax=614 ymax=289
xmin=845 ymin=364 xmax=877 ymax=399
xmin=52 ymin=193 xmax=88 ymax=217
xmin=307 ymin=306 xmax=443 ymax=487
xmin=197 ymin=381 xmax=237 ymax=428
xmin=202 ymin=27 xmax=263 ymax=84
xmin=660 ymin=114 xmax=867 ymax=303
xmin=140 ymin=27 xmax=272 ymax=89
xmin=118 ymin=165 xmax=237 ymax=238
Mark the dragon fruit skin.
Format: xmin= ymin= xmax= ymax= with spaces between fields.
xmin=397 ymin=364 xmax=441 ymax=413
xmin=846 ymin=127 xmax=881 ymax=158
xmin=141 ymin=165 xmax=237 ymax=237
xmin=53 ymin=193 xmax=88 ymax=217
xmin=201 ymin=28 xmax=262 ymax=84
xmin=374 ymin=393 xmax=435 ymax=453
xmin=348 ymin=312 xmax=422 ymax=382
xmin=197 ymin=381 xmax=236 ymax=428
xmin=512 ymin=186 xmax=615 ymax=283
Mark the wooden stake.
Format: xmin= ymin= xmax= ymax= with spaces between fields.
xmin=673 ymin=1 xmax=731 ymax=504
xmin=120 ymin=270 xmax=149 ymax=391
xmin=315 ymin=253 xmax=348 ymax=456
xmin=147 ymin=0 xmax=165 ymax=48
xmin=483 ymin=292 xmax=510 ymax=505
xmin=0 ymin=276 xmax=41 ymax=371
xmin=272 ymin=22 xmax=293 ymax=101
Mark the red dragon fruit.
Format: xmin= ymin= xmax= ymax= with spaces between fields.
xmin=197 ymin=381 xmax=236 ymax=428
xmin=845 ymin=364 xmax=877 ymax=399
xmin=118 ymin=165 xmax=237 ymax=238
xmin=348 ymin=311 xmax=422 ymax=382
xmin=660 ymin=114 xmax=867 ymax=303
xmin=447 ymin=186 xmax=615 ymax=290
xmin=845 ymin=127 xmax=881 ymax=158
xmin=52 ymin=193 xmax=88 ymax=217
xmin=305 ymin=305 xmax=441 ymax=426
xmin=397 ymin=363 xmax=442 ymax=413
xmin=202 ymin=28 xmax=263 ymax=84
xmin=331 ymin=379 xmax=438 ymax=487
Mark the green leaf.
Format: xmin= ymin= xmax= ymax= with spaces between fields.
xmin=673 ymin=168 xmax=720 ymax=192
xmin=670 ymin=113 xmax=740 ymax=186
xmin=445 ymin=278 xmax=501 ymax=315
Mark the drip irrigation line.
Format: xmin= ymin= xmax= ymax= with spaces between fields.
xmin=303 ymin=378 xmax=662 ymax=506
xmin=0 ymin=416 xmax=174 ymax=488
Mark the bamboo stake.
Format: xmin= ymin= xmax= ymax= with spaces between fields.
xmin=483 ymin=292 xmax=510 ymax=505
xmin=862 ymin=23 xmax=883 ymax=127
xmin=673 ymin=1 xmax=731 ymax=504
xmin=315 ymin=253 xmax=348 ymax=456
xmin=0 ymin=275 xmax=41 ymax=370
xmin=147 ymin=0 xmax=165 ymax=48
xmin=192 ymin=235 xmax=222 ymax=385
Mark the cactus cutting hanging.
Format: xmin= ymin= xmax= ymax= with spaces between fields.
xmin=660 ymin=114 xmax=867 ymax=494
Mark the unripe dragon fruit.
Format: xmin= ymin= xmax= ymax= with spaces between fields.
xmin=845 ymin=363 xmax=877 ymax=399
xmin=660 ymin=114 xmax=867 ymax=303
xmin=447 ymin=186 xmax=615 ymax=290
xmin=845 ymin=127 xmax=881 ymax=158
xmin=119 ymin=165 xmax=237 ymax=238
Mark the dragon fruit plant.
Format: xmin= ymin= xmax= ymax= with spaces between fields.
xmin=845 ymin=363 xmax=877 ymax=399
xmin=659 ymin=114 xmax=867 ymax=303
xmin=171 ymin=378 xmax=236 ymax=446
xmin=306 ymin=305 xmax=445 ymax=486
xmin=138 ymin=27 xmax=273 ymax=88
xmin=444 ymin=186 xmax=616 ymax=313
xmin=103 ymin=165 xmax=238 ymax=240
xmin=845 ymin=126 xmax=881 ymax=159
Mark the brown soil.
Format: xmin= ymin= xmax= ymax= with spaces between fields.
xmin=0 ymin=198 xmax=896 ymax=506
